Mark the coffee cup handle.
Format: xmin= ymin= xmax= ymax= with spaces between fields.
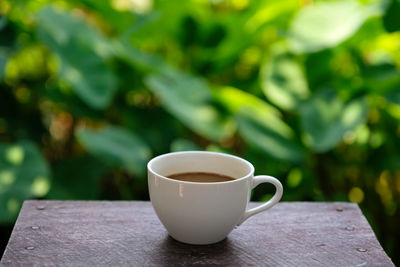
xmin=237 ymin=175 xmax=283 ymax=226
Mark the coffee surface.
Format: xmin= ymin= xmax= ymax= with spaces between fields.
xmin=167 ymin=172 xmax=235 ymax=183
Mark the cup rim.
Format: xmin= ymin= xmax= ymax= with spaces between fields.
xmin=147 ymin=151 xmax=254 ymax=185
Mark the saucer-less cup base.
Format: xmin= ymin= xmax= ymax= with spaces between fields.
xmin=148 ymin=151 xmax=283 ymax=245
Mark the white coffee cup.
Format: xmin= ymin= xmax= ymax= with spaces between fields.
xmin=148 ymin=151 xmax=283 ymax=245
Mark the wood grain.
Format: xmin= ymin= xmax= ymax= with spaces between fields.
xmin=0 ymin=201 xmax=394 ymax=266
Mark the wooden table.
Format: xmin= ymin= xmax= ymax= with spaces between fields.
xmin=0 ymin=201 xmax=394 ymax=266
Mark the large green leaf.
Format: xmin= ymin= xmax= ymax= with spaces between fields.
xmin=215 ymin=86 xmax=280 ymax=118
xmin=215 ymin=86 xmax=303 ymax=162
xmin=76 ymin=126 xmax=151 ymax=176
xmin=36 ymin=6 xmax=117 ymax=110
xmin=236 ymin=108 xmax=304 ymax=162
xmin=0 ymin=141 xmax=51 ymax=223
xmin=300 ymin=89 xmax=368 ymax=152
xmin=47 ymin=156 xmax=108 ymax=200
xmin=145 ymin=71 xmax=235 ymax=141
xmin=288 ymin=1 xmax=383 ymax=53
xmin=261 ymin=45 xmax=309 ymax=111
xmin=111 ymin=40 xmax=172 ymax=73
xmin=36 ymin=6 xmax=113 ymax=58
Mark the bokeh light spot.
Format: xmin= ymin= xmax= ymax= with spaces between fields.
xmin=0 ymin=170 xmax=15 ymax=186
xmin=287 ymin=168 xmax=302 ymax=188
xmin=5 ymin=146 xmax=24 ymax=165
xmin=31 ymin=176 xmax=50 ymax=197
xmin=348 ymin=187 xmax=364 ymax=203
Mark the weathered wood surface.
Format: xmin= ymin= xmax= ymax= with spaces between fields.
xmin=1 ymin=201 xmax=394 ymax=267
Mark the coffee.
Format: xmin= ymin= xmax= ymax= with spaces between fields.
xmin=167 ymin=172 xmax=235 ymax=183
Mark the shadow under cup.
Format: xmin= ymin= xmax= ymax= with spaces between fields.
xmin=147 ymin=151 xmax=254 ymax=245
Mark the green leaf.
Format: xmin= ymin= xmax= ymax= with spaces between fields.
xmin=47 ymin=156 xmax=108 ymax=200
xmin=215 ymin=86 xmax=303 ymax=161
xmin=78 ymin=0 xmax=136 ymax=34
xmin=261 ymin=45 xmax=309 ymax=111
xmin=236 ymin=108 xmax=304 ymax=163
xmin=0 ymin=141 xmax=51 ymax=223
xmin=76 ymin=126 xmax=152 ymax=176
xmin=111 ymin=40 xmax=171 ymax=73
xmin=215 ymin=86 xmax=280 ymax=118
xmin=145 ymin=71 xmax=235 ymax=141
xmin=36 ymin=6 xmax=113 ymax=58
xmin=363 ymin=63 xmax=400 ymax=94
xmin=42 ymin=85 xmax=104 ymax=119
xmin=288 ymin=1 xmax=383 ymax=53
xmin=386 ymin=88 xmax=400 ymax=105
xmin=212 ymin=0 xmax=297 ymax=67
xmin=300 ymin=89 xmax=368 ymax=152
xmin=58 ymin=39 xmax=117 ymax=109
xmin=36 ymin=6 xmax=118 ymax=110
xmin=245 ymin=0 xmax=298 ymax=32
xmin=383 ymin=0 xmax=400 ymax=33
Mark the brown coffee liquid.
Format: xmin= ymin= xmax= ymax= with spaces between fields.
xmin=167 ymin=172 xmax=235 ymax=183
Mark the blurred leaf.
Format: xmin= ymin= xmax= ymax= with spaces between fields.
xmin=76 ymin=126 xmax=152 ymax=176
xmin=130 ymin=0 xmax=196 ymax=44
xmin=54 ymin=39 xmax=117 ymax=109
xmin=145 ymin=71 xmax=235 ymax=141
xmin=170 ymin=139 xmax=199 ymax=152
xmin=77 ymin=0 xmax=136 ymax=34
xmin=215 ymin=86 xmax=303 ymax=161
xmin=42 ymin=86 xmax=104 ymax=119
xmin=215 ymin=86 xmax=280 ymax=117
xmin=383 ymin=0 xmax=400 ymax=33
xmin=111 ymin=40 xmax=170 ymax=73
xmin=289 ymin=1 xmax=383 ymax=53
xmin=386 ymin=89 xmax=400 ymax=105
xmin=261 ymin=45 xmax=309 ymax=111
xmin=36 ymin=6 xmax=113 ymax=58
xmin=37 ymin=6 xmax=118 ymax=109
xmin=48 ymin=156 xmax=108 ymax=200
xmin=148 ymin=69 xmax=211 ymax=103
xmin=300 ymin=89 xmax=368 ymax=152
xmin=245 ymin=0 xmax=298 ymax=32
xmin=213 ymin=0 xmax=297 ymax=67
xmin=236 ymin=108 xmax=304 ymax=162
xmin=120 ymin=12 xmax=161 ymax=42
xmin=363 ymin=63 xmax=400 ymax=94
xmin=0 ymin=141 xmax=51 ymax=223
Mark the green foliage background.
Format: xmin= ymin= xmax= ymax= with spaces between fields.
xmin=1 ymin=0 xmax=400 ymax=263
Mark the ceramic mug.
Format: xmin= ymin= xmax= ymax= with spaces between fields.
xmin=147 ymin=151 xmax=283 ymax=245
